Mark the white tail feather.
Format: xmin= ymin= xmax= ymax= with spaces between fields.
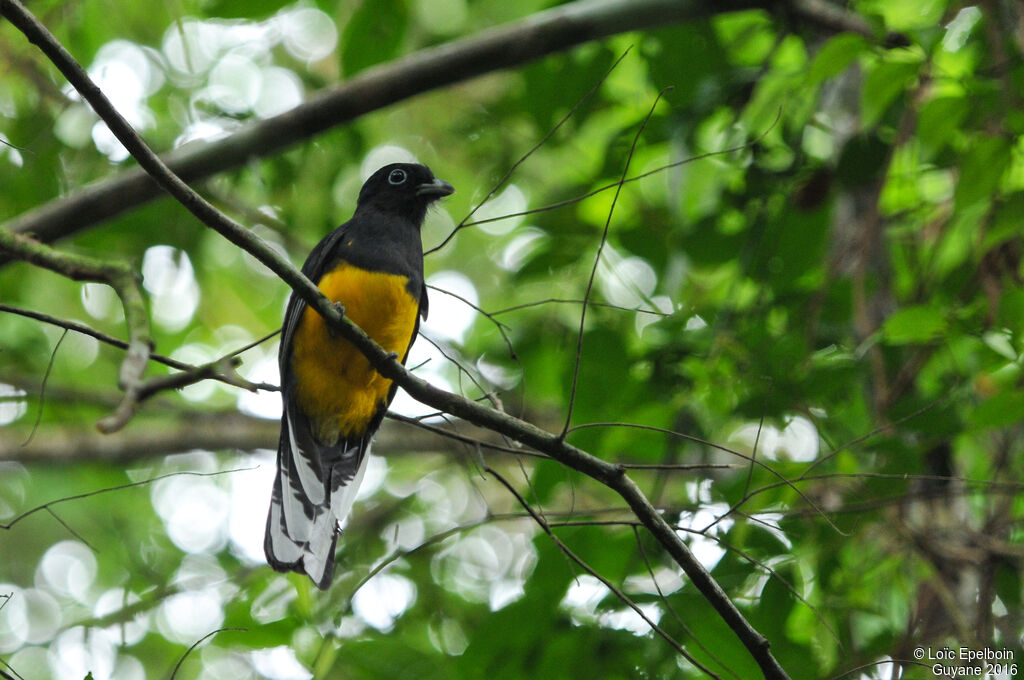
xmin=287 ymin=414 xmax=325 ymax=505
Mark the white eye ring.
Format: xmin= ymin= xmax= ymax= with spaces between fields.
xmin=387 ymin=169 xmax=407 ymax=185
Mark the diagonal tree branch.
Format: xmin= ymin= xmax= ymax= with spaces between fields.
xmin=0 ymin=0 xmax=734 ymax=250
xmin=0 ymin=0 xmax=900 ymax=255
xmin=0 ymin=1 xmax=790 ymax=676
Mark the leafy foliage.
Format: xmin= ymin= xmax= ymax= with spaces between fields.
xmin=1 ymin=1 xmax=1023 ymax=679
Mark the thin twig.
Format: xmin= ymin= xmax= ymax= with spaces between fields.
xmin=0 ymin=467 xmax=255 ymax=530
xmin=426 ymin=47 xmax=632 ymax=255
xmin=0 ymin=659 xmax=24 ymax=680
xmin=168 ymin=628 xmax=246 ymax=680
xmin=556 ymin=516 xmax=840 ymax=648
xmin=426 ymin=284 xmax=518 ymax=360
xmin=22 ymin=328 xmax=67 ymax=446
xmin=460 ymin=110 xmax=782 ymax=233
xmin=418 ymin=333 xmax=499 ymax=410
xmin=569 ymin=421 xmax=843 ymax=535
xmin=0 ymin=229 xmax=151 ymax=433
xmin=632 ymin=527 xmax=742 ymax=680
xmin=491 ymin=297 xmax=672 ymax=317
xmin=741 ymin=382 xmax=773 ymax=501
xmin=830 ymin=658 xmax=931 ymax=679
xmin=485 ymin=465 xmax=717 ymax=677
xmin=620 ymin=462 xmax=742 ymax=471
xmin=0 ymin=303 xmax=278 ymax=391
xmin=800 ymin=394 xmax=951 ymax=478
xmin=44 ymin=506 xmax=95 ymax=551
xmin=562 ymin=89 xmax=670 ymax=438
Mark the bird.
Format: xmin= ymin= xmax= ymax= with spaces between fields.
xmin=264 ymin=162 xmax=454 ymax=589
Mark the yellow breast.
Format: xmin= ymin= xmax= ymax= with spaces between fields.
xmin=289 ymin=261 xmax=419 ymax=444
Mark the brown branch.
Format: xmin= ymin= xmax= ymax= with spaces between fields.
xmin=0 ymin=303 xmax=279 ymax=392
xmin=786 ymin=0 xmax=908 ymax=47
xmin=0 ymin=2 xmax=791 ymax=675
xmin=0 ymin=0 xmax=901 ymax=255
xmin=0 ymin=230 xmax=151 ymax=433
xmin=1 ymin=410 xmax=544 ymax=463
xmin=1 ymin=0 xmax=754 ymax=252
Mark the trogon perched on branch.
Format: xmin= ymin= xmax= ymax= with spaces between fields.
xmin=265 ymin=163 xmax=454 ymax=588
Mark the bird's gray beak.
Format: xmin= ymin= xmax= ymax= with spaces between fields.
xmin=416 ymin=178 xmax=455 ymax=198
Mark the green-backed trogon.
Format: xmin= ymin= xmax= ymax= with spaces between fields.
xmin=265 ymin=163 xmax=454 ymax=588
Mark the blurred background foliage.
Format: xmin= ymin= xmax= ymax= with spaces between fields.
xmin=1 ymin=0 xmax=1023 ymax=678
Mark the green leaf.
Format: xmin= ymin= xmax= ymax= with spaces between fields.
xmin=917 ymin=96 xmax=968 ymax=155
xmin=970 ymin=391 xmax=1024 ymax=429
xmin=202 ymin=0 xmax=289 ymax=19
xmin=998 ymin=288 xmax=1024 ymax=332
xmin=808 ymin=33 xmax=868 ymax=85
xmin=955 ymin=135 xmax=1012 ymax=208
xmin=881 ymin=305 xmax=947 ymax=345
xmin=861 ymin=59 xmax=919 ymax=129
xmin=986 ymin=194 xmax=1024 ymax=249
xmin=994 ymin=561 xmax=1022 ymax=610
xmin=342 ymin=0 xmax=408 ymax=77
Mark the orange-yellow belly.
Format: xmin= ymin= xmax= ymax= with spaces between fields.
xmin=290 ymin=262 xmax=418 ymax=444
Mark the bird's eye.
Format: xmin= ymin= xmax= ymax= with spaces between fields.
xmin=387 ymin=169 xmax=407 ymax=185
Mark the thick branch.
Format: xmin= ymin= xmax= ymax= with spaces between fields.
xmin=0 ymin=0 xmax=731 ymax=247
xmin=0 ymin=0 xmax=899 ymax=252
xmin=0 ymin=412 xmax=528 ymax=464
xmin=0 ymin=230 xmax=151 ymax=433
xmin=0 ymin=0 xmax=790 ymax=675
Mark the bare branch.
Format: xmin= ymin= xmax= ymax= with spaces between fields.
xmin=491 ymin=297 xmax=673 ymax=317
xmin=632 ymin=527 xmax=743 ymax=680
xmin=1 ymin=410 xmax=540 ymax=463
xmin=0 ymin=303 xmax=279 ymax=392
xmin=0 ymin=467 xmax=253 ymax=531
xmin=426 ymin=47 xmax=633 ymax=255
xmin=426 ymin=284 xmax=519 ymax=360
xmin=22 ymin=328 xmax=67 ymax=446
xmin=562 ymin=89 xmax=667 ymax=437
xmin=168 ymin=628 xmax=246 ymax=680
xmin=456 ymin=108 xmax=783 ymax=234
xmin=1 ymin=0 xmax=753 ymax=252
xmin=485 ymin=465 xmax=716 ymax=676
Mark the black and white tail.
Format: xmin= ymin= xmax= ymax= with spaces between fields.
xmin=264 ymin=411 xmax=369 ymax=589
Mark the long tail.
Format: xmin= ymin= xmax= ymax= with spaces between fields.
xmin=264 ymin=418 xmax=370 ymax=589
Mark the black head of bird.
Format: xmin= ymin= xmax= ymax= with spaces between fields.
xmin=356 ymin=163 xmax=454 ymax=224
